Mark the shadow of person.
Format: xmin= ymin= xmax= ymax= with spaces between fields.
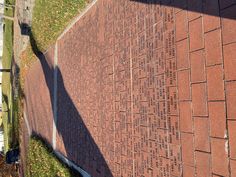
xmin=21 ymin=25 xmax=113 ymax=177
xmin=130 ymin=0 xmax=236 ymax=20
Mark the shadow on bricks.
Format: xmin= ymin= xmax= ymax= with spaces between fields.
xmin=131 ymin=0 xmax=236 ymax=20
xmin=21 ymin=26 xmax=114 ymax=177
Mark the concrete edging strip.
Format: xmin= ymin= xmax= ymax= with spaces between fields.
xmin=54 ymin=151 xmax=91 ymax=177
xmin=23 ymin=111 xmax=31 ymax=136
xmin=52 ymin=42 xmax=58 ymax=149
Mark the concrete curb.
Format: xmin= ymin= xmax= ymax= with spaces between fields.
xmin=52 ymin=42 xmax=58 ymax=150
xmin=54 ymin=151 xmax=91 ymax=177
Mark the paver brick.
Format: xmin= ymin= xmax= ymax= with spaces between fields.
xmin=187 ymin=0 xmax=202 ymax=21
xmin=194 ymin=117 xmax=210 ymax=152
xmin=190 ymin=50 xmax=206 ymax=83
xmin=176 ymin=39 xmax=189 ymax=70
xmin=177 ymin=69 xmax=191 ymax=100
xmin=223 ymin=43 xmax=236 ymax=81
xmin=226 ymin=81 xmax=236 ymax=119
xmin=207 ymin=65 xmax=225 ymax=101
xmin=195 ymin=151 xmax=211 ymax=177
xmin=192 ymin=83 xmax=208 ymax=116
xmin=183 ymin=165 xmax=195 ymax=177
xmin=228 ymin=120 xmax=236 ymax=158
xmin=231 ymin=160 xmax=236 ymax=177
xmin=221 ymin=5 xmax=236 ymax=44
xmin=203 ymin=0 xmax=220 ymax=33
xmin=179 ymin=101 xmax=193 ymax=133
xmin=181 ymin=133 xmax=194 ymax=166
xmin=189 ymin=17 xmax=204 ymax=51
xmin=208 ymin=101 xmax=227 ymax=138
xmin=175 ymin=10 xmax=188 ymax=41
xmin=205 ymin=29 xmax=223 ymax=66
xmin=211 ymin=138 xmax=229 ymax=176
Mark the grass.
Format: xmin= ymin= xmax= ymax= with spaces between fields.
xmin=32 ymin=0 xmax=88 ymax=52
xmin=26 ymin=136 xmax=81 ymax=177
xmin=2 ymin=18 xmax=14 ymax=153
xmin=19 ymin=45 xmax=37 ymax=88
xmin=4 ymin=0 xmax=15 ymax=17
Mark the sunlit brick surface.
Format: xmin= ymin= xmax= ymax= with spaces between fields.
xmin=24 ymin=0 xmax=236 ymax=176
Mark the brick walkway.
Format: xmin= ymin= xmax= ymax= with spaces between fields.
xmin=24 ymin=0 xmax=236 ymax=176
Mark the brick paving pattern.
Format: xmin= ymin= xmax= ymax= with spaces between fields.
xmin=24 ymin=0 xmax=236 ymax=176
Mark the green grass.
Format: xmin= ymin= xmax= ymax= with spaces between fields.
xmin=4 ymin=0 xmax=15 ymax=17
xmin=32 ymin=0 xmax=88 ymax=51
xmin=26 ymin=136 xmax=81 ymax=177
xmin=2 ymin=19 xmax=13 ymax=153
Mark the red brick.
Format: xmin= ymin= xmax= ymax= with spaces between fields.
xmin=221 ymin=5 xmax=236 ymax=44
xmin=183 ymin=165 xmax=195 ymax=177
xmin=205 ymin=29 xmax=223 ymax=66
xmin=178 ymin=70 xmax=191 ymax=100
xmin=188 ymin=0 xmax=202 ymax=21
xmin=209 ymin=102 xmax=227 ymax=138
xmin=226 ymin=82 xmax=236 ymax=119
xmin=176 ymin=39 xmax=189 ymax=70
xmin=203 ymin=0 xmax=220 ymax=32
xmin=190 ymin=50 xmax=206 ymax=83
xmin=181 ymin=133 xmax=194 ymax=166
xmin=223 ymin=43 xmax=236 ymax=81
xmin=189 ymin=17 xmax=204 ymax=51
xmin=231 ymin=160 xmax=236 ymax=177
xmin=207 ymin=65 xmax=225 ymax=101
xmin=228 ymin=120 xmax=236 ymax=158
xmin=211 ymin=138 xmax=229 ymax=176
xmin=194 ymin=117 xmax=210 ymax=152
xmin=179 ymin=101 xmax=193 ymax=133
xmin=195 ymin=151 xmax=211 ymax=177
xmin=192 ymin=83 xmax=208 ymax=116
xmin=176 ymin=10 xmax=188 ymax=41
